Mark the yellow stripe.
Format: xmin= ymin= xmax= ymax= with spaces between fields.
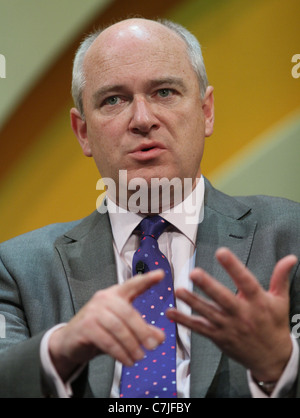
xmin=0 ymin=104 xmax=99 ymax=241
xmin=170 ymin=0 xmax=300 ymax=173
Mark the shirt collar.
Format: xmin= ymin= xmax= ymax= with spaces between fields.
xmin=107 ymin=176 xmax=205 ymax=254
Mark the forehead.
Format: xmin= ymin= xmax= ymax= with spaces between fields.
xmin=83 ymin=21 xmax=195 ymax=86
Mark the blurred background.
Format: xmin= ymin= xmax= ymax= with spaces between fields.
xmin=0 ymin=0 xmax=299 ymax=242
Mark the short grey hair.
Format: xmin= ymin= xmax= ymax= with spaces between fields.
xmin=71 ymin=19 xmax=209 ymax=118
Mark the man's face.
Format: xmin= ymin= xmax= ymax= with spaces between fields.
xmin=71 ymin=19 xmax=214 ymax=205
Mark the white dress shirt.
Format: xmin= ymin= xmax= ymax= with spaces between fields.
xmin=108 ymin=176 xmax=205 ymax=397
xmin=41 ymin=176 xmax=298 ymax=398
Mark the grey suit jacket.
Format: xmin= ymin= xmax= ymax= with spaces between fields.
xmin=1 ymin=178 xmax=300 ymax=398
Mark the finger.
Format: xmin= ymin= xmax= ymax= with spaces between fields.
xmin=59 ymin=314 xmax=139 ymax=368
xmin=96 ymin=307 xmax=146 ymax=364
xmin=189 ymin=268 xmax=238 ymax=314
xmin=108 ymin=297 xmax=165 ymax=351
xmin=215 ymin=247 xmax=261 ymax=299
xmin=175 ymin=287 xmax=226 ymax=326
xmin=118 ymin=269 xmax=165 ymax=302
xmin=269 ymin=254 xmax=298 ymax=296
xmin=90 ymin=321 xmax=138 ymax=367
xmin=167 ymin=308 xmax=215 ymax=337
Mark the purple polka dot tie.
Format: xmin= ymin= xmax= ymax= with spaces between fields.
xmin=120 ymin=215 xmax=177 ymax=398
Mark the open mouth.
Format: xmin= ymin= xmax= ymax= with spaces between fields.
xmin=130 ymin=143 xmax=165 ymax=161
xmin=141 ymin=146 xmax=155 ymax=152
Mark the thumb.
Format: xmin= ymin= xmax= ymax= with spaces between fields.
xmin=119 ymin=269 xmax=165 ymax=302
xmin=269 ymin=255 xmax=298 ymax=296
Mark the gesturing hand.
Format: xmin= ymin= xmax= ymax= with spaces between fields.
xmin=49 ymin=270 xmax=165 ymax=381
xmin=167 ymin=247 xmax=298 ymax=383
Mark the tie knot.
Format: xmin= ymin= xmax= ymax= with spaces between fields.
xmin=139 ymin=215 xmax=169 ymax=240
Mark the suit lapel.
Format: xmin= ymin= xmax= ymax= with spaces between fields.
xmin=190 ymin=179 xmax=257 ymax=397
xmin=55 ymin=210 xmax=117 ymax=397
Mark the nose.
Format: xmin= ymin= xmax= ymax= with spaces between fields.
xmin=129 ymin=96 xmax=159 ymax=135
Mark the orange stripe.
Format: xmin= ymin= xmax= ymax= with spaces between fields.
xmin=0 ymin=0 xmax=184 ymax=182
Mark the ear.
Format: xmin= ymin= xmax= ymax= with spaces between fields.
xmin=70 ymin=107 xmax=92 ymax=157
xmin=202 ymin=86 xmax=215 ymax=138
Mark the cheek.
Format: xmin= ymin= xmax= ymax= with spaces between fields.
xmin=86 ymin=117 xmax=128 ymax=176
xmin=172 ymin=107 xmax=205 ymax=147
xmin=174 ymin=110 xmax=205 ymax=167
xmin=87 ymin=117 xmax=120 ymax=152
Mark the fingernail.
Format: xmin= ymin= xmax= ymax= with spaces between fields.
xmin=134 ymin=348 xmax=145 ymax=360
xmin=126 ymin=358 xmax=134 ymax=367
xmin=145 ymin=337 xmax=159 ymax=350
xmin=148 ymin=269 xmax=164 ymax=277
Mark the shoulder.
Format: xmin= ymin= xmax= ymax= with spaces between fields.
xmin=0 ymin=222 xmax=78 ymax=274
xmin=235 ymin=194 xmax=300 ymax=222
xmin=0 ymin=221 xmax=78 ymax=253
xmin=0 ymin=210 xmax=110 ymax=267
xmin=204 ymin=177 xmax=300 ymax=221
xmin=0 ymin=210 xmax=102 ymax=265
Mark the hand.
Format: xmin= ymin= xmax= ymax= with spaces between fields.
xmin=167 ymin=247 xmax=298 ymax=382
xmin=49 ymin=270 xmax=165 ymax=381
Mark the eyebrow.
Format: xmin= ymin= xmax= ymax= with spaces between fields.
xmin=92 ymin=85 xmax=124 ymax=105
xmin=92 ymin=77 xmax=187 ymax=105
xmin=148 ymin=77 xmax=187 ymax=92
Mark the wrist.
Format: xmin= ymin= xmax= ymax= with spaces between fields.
xmin=251 ymin=337 xmax=293 ymax=385
xmin=49 ymin=326 xmax=81 ymax=382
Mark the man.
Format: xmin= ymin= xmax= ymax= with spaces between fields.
xmin=0 ymin=18 xmax=300 ymax=398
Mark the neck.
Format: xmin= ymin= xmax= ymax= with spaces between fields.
xmin=105 ymin=175 xmax=201 ymax=215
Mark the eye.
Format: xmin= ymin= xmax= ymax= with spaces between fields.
xmin=157 ymin=88 xmax=173 ymax=98
xmin=103 ymin=96 xmax=120 ymax=106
